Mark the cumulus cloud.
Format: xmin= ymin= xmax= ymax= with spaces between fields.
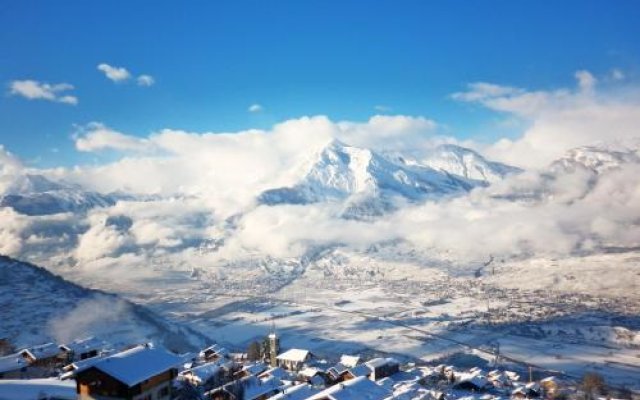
xmin=1 ymin=101 xmax=639 ymax=283
xmin=9 ymin=80 xmax=78 ymax=105
xmin=97 ymin=63 xmax=131 ymax=82
xmin=453 ymin=70 xmax=640 ymax=169
xmin=248 ymin=103 xmax=263 ymax=113
xmin=74 ymin=122 xmax=151 ymax=153
xmin=136 ymin=74 xmax=155 ymax=86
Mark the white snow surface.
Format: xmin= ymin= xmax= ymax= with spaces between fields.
xmin=0 ymin=378 xmax=76 ymax=400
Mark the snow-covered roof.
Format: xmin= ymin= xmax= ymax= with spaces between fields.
xmin=0 ymin=353 xmax=28 ymax=373
xmin=60 ymin=337 xmax=105 ymax=354
xmin=308 ymin=376 xmax=390 ymax=400
xmin=259 ymin=366 xmax=290 ymax=380
xmin=299 ymin=366 xmax=321 ymax=378
xmin=277 ymin=349 xmax=311 ymax=363
xmin=347 ymin=364 xmax=372 ymax=378
xmin=455 ymin=372 xmax=488 ymax=389
xmin=339 ymin=355 xmax=360 ymax=368
xmin=199 ymin=343 xmax=228 ymax=358
xmin=365 ymin=357 xmax=398 ymax=369
xmin=20 ymin=342 xmax=60 ymax=360
xmin=0 ymin=378 xmax=76 ymax=400
xmin=217 ymin=375 xmax=282 ymax=400
xmin=242 ymin=362 xmax=269 ymax=376
xmin=61 ymin=352 xmax=110 ymax=374
xmin=328 ymin=363 xmax=349 ymax=376
xmin=80 ymin=345 xmax=180 ymax=387
xmin=180 ymin=362 xmax=221 ymax=384
xmin=269 ymin=383 xmax=320 ymax=400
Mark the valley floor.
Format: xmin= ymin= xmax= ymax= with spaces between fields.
xmin=45 ymin=249 xmax=640 ymax=390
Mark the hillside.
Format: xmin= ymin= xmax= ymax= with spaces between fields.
xmin=0 ymin=255 xmax=209 ymax=352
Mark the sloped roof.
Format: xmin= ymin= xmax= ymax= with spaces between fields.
xmin=82 ymin=345 xmax=180 ymax=387
xmin=0 ymin=378 xmax=76 ymax=400
xmin=365 ymin=357 xmax=398 ymax=369
xmin=60 ymin=337 xmax=105 ymax=354
xmin=20 ymin=343 xmax=60 ymax=360
xmin=0 ymin=353 xmax=28 ymax=373
xmin=181 ymin=362 xmax=221 ymax=384
xmin=269 ymin=383 xmax=320 ymax=400
xmin=215 ymin=375 xmax=282 ymax=400
xmin=347 ymin=364 xmax=372 ymax=378
xmin=308 ymin=376 xmax=390 ymax=400
xmin=276 ymin=349 xmax=311 ymax=363
xmin=339 ymin=355 xmax=360 ymax=368
xmin=242 ymin=362 xmax=269 ymax=376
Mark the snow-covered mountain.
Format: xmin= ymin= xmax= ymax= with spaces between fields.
xmin=0 ymin=174 xmax=117 ymax=216
xmin=416 ymin=144 xmax=522 ymax=182
xmin=550 ymin=140 xmax=640 ymax=174
xmin=258 ymin=140 xmax=502 ymax=207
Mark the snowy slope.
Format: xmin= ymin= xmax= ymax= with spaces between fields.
xmin=258 ymin=140 xmax=481 ymax=207
xmin=0 ymin=255 xmax=209 ymax=352
xmin=416 ymin=144 xmax=521 ymax=183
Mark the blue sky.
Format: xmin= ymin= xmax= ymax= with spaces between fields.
xmin=1 ymin=0 xmax=639 ymax=166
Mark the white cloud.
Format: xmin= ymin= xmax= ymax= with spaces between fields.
xmin=248 ymin=103 xmax=263 ymax=113
xmin=374 ymin=105 xmax=391 ymax=112
xmin=97 ymin=63 xmax=131 ymax=82
xmin=9 ymin=80 xmax=78 ymax=105
xmin=136 ymin=74 xmax=155 ymax=86
xmin=452 ymin=70 xmax=640 ymax=169
xmin=74 ymin=122 xmax=151 ymax=153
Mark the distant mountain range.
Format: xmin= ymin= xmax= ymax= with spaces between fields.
xmin=0 ymin=174 xmax=117 ymax=216
xmin=3 ymin=138 xmax=640 ymax=218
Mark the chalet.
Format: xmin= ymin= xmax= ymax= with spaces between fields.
xmin=20 ymin=342 xmax=64 ymax=368
xmin=235 ymin=362 xmax=269 ymax=379
xmin=200 ymin=344 xmax=229 ymax=362
xmin=60 ymin=337 xmax=105 ymax=362
xmin=208 ymin=375 xmax=281 ymax=400
xmin=364 ymin=358 xmax=399 ymax=381
xmin=298 ymin=367 xmax=325 ymax=386
xmin=60 ymin=354 xmax=109 ymax=380
xmin=180 ymin=362 xmax=223 ymax=387
xmin=326 ymin=355 xmax=360 ymax=383
xmin=257 ymin=366 xmax=290 ymax=381
xmin=338 ymin=355 xmax=359 ymax=368
xmin=326 ymin=363 xmax=349 ymax=383
xmin=276 ymin=349 xmax=312 ymax=371
xmin=0 ymin=353 xmax=29 ymax=379
xmin=307 ymin=376 xmax=390 ymax=400
xmin=512 ymin=382 xmax=542 ymax=399
xmin=342 ymin=364 xmax=372 ymax=381
xmin=453 ymin=372 xmax=489 ymax=392
xmin=74 ymin=344 xmax=180 ymax=400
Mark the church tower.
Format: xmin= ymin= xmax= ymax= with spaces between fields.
xmin=268 ymin=325 xmax=279 ymax=367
